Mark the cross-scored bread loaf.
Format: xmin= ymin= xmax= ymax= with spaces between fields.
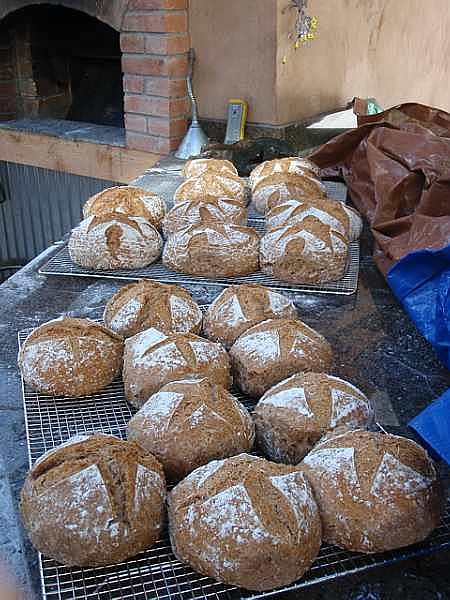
xmin=204 ymin=284 xmax=297 ymax=349
xmin=20 ymin=433 xmax=166 ymax=566
xmin=254 ymin=373 xmax=374 ymax=463
xmin=123 ymin=328 xmax=231 ymax=407
xmin=127 ymin=377 xmax=255 ymax=481
xmin=18 ymin=317 xmax=123 ymax=397
xmin=182 ymin=158 xmax=238 ymax=179
xmin=249 ymin=157 xmax=321 ymax=190
xmin=252 ymin=173 xmax=327 ymax=214
xmin=162 ymin=222 xmax=260 ymax=278
xmin=174 ymin=172 xmax=247 ymax=206
xmin=260 ymin=218 xmax=349 ymax=284
xmin=104 ymin=280 xmax=202 ymax=338
xmin=301 ymin=429 xmax=443 ymax=553
xmin=168 ymin=453 xmax=321 ymax=591
xmin=83 ymin=185 xmax=167 ymax=231
xmin=229 ymin=318 xmax=333 ymax=397
xmin=68 ymin=212 xmax=163 ymax=270
xmin=162 ymin=196 xmax=248 ymax=237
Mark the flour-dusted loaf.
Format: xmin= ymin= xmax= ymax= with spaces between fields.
xmin=174 ymin=172 xmax=247 ymax=206
xmin=249 ymin=157 xmax=321 ymax=190
xmin=260 ymin=218 xmax=349 ymax=284
xmin=168 ymin=453 xmax=321 ymax=591
xmin=83 ymin=185 xmax=167 ymax=231
xmin=69 ymin=212 xmax=163 ymax=270
xmin=204 ymin=284 xmax=297 ymax=349
xmin=162 ymin=196 xmax=248 ymax=237
xmin=104 ymin=280 xmax=202 ymax=338
xmin=127 ymin=377 xmax=254 ymax=481
xmin=229 ymin=319 xmax=333 ymax=397
xmin=252 ymin=173 xmax=327 ymax=213
xmin=301 ymin=429 xmax=443 ymax=553
xmin=18 ymin=318 xmax=123 ymax=397
xmin=254 ymin=373 xmax=374 ymax=463
xmin=182 ymin=158 xmax=238 ymax=179
xmin=266 ymin=198 xmax=362 ymax=241
xmin=123 ymin=328 xmax=231 ymax=408
xmin=20 ymin=433 xmax=166 ymax=566
xmin=162 ymin=222 xmax=260 ymax=278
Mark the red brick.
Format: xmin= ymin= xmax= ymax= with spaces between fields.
xmin=144 ymin=77 xmax=186 ymax=98
xmin=125 ymin=113 xmax=148 ymax=133
xmin=128 ymin=0 xmax=187 ymax=9
xmin=122 ymin=54 xmax=167 ymax=76
xmin=0 ymin=81 xmax=16 ymax=97
xmin=125 ymin=93 xmax=189 ymax=117
xmin=144 ymin=33 xmax=189 ymax=55
xmin=167 ymin=55 xmax=188 ymax=77
xmin=120 ymin=33 xmax=145 ymax=53
xmin=127 ymin=131 xmax=182 ymax=154
xmin=147 ymin=116 xmax=187 ymax=137
xmin=122 ymin=12 xmax=187 ymax=33
xmin=123 ymin=75 xmax=145 ymax=93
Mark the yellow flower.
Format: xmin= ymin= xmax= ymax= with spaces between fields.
xmin=282 ymin=55 xmax=288 ymax=64
xmin=295 ymin=40 xmax=300 ymax=49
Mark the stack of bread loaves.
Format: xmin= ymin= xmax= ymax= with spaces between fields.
xmin=69 ymin=185 xmax=167 ymax=270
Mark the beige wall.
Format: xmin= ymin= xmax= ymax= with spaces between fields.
xmin=190 ymin=0 xmax=450 ymax=126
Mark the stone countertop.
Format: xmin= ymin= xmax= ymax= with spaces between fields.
xmin=0 ymin=163 xmax=449 ymax=599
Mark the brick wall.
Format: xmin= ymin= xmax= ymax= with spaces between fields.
xmin=120 ymin=0 xmax=190 ymax=154
xmin=0 ymin=30 xmax=18 ymax=121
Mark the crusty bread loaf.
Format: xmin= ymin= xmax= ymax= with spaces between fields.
xmin=252 ymin=173 xmax=327 ymax=214
xmin=68 ymin=212 xmax=163 ymax=270
xmin=18 ymin=318 xmax=123 ymax=397
xmin=127 ymin=377 xmax=254 ymax=481
xmin=260 ymin=218 xmax=349 ymax=284
xmin=301 ymin=429 xmax=443 ymax=553
xmin=20 ymin=433 xmax=166 ymax=566
xmin=174 ymin=172 xmax=247 ymax=206
xmin=249 ymin=157 xmax=321 ymax=190
xmin=182 ymin=158 xmax=238 ymax=179
xmin=83 ymin=186 xmax=167 ymax=231
xmin=104 ymin=280 xmax=202 ymax=338
xmin=229 ymin=318 xmax=333 ymax=397
xmin=266 ymin=197 xmax=361 ymax=241
xmin=123 ymin=328 xmax=231 ymax=407
xmin=162 ymin=222 xmax=260 ymax=278
xmin=254 ymin=373 xmax=373 ymax=463
xmin=168 ymin=453 xmax=321 ymax=591
xmin=162 ymin=196 xmax=248 ymax=237
xmin=204 ymin=284 xmax=297 ymax=349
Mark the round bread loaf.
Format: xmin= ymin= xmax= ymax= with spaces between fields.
xmin=127 ymin=377 xmax=255 ymax=481
xmin=174 ymin=172 xmax=247 ymax=206
xmin=123 ymin=328 xmax=231 ymax=407
xmin=103 ymin=280 xmax=202 ymax=338
xmin=260 ymin=218 xmax=349 ymax=284
xmin=162 ymin=196 xmax=247 ymax=237
xmin=68 ymin=212 xmax=163 ymax=270
xmin=20 ymin=433 xmax=166 ymax=566
xmin=18 ymin=317 xmax=123 ymax=397
xmin=162 ymin=222 xmax=260 ymax=278
xmin=204 ymin=284 xmax=297 ymax=349
xmin=266 ymin=198 xmax=361 ymax=241
xmin=229 ymin=318 xmax=333 ymax=397
xmin=301 ymin=429 xmax=443 ymax=553
xmin=254 ymin=373 xmax=374 ymax=463
xmin=252 ymin=173 xmax=327 ymax=214
xmin=249 ymin=157 xmax=321 ymax=190
xmin=83 ymin=185 xmax=167 ymax=231
xmin=182 ymin=158 xmax=238 ymax=178
xmin=168 ymin=453 xmax=321 ymax=591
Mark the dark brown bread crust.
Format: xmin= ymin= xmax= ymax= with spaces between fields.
xmin=20 ymin=433 xmax=166 ymax=566
xmin=168 ymin=453 xmax=321 ymax=591
xmin=127 ymin=377 xmax=255 ymax=481
xmin=18 ymin=318 xmax=123 ymax=397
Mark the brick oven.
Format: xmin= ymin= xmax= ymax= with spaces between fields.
xmin=0 ymin=0 xmax=190 ymax=155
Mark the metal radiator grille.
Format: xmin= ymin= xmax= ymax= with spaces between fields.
xmin=18 ymin=328 xmax=450 ymax=600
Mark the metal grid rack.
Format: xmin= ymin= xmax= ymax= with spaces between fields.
xmin=18 ymin=328 xmax=450 ymax=600
xmin=39 ymin=181 xmax=360 ymax=296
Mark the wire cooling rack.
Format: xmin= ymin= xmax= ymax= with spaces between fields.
xmin=39 ymin=181 xmax=360 ymax=296
xmin=18 ymin=327 xmax=450 ymax=600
